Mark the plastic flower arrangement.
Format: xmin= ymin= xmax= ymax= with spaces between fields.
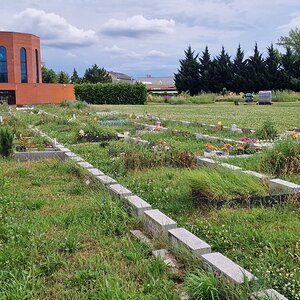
xmin=291 ymin=133 xmax=299 ymax=139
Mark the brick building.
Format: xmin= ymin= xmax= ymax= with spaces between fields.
xmin=0 ymin=31 xmax=75 ymax=105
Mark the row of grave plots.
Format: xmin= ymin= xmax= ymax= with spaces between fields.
xmin=12 ymin=105 xmax=300 ymax=299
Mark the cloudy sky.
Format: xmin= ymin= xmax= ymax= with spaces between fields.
xmin=1 ymin=0 xmax=300 ymax=78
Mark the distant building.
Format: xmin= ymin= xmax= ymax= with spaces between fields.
xmin=136 ymin=76 xmax=177 ymax=94
xmin=109 ymin=71 xmax=134 ymax=83
xmin=0 ymin=31 xmax=75 ymax=105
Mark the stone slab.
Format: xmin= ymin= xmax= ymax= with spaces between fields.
xmin=123 ymin=195 xmax=152 ymax=217
xmin=78 ymin=161 xmax=94 ymax=169
xmin=220 ymin=163 xmax=242 ymax=171
xmin=70 ymin=156 xmax=84 ymax=162
xmin=64 ymin=151 xmax=77 ymax=158
xmin=86 ymin=168 xmax=104 ymax=176
xmin=201 ymin=252 xmax=256 ymax=285
xmin=242 ymin=170 xmax=267 ymax=180
xmin=250 ymin=289 xmax=288 ymax=300
xmin=152 ymin=249 xmax=178 ymax=268
xmin=130 ymin=230 xmax=152 ymax=246
xmin=14 ymin=151 xmax=66 ymax=162
xmin=95 ymin=175 xmax=117 ymax=185
xmin=168 ymin=228 xmax=211 ymax=256
xmin=108 ymin=183 xmax=133 ymax=198
xmin=269 ymin=178 xmax=300 ymax=195
xmin=196 ymin=157 xmax=216 ymax=167
xmin=144 ymin=209 xmax=177 ymax=237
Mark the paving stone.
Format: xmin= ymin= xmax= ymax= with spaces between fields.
xmin=250 ymin=289 xmax=288 ymax=300
xmin=70 ymin=156 xmax=84 ymax=162
xmin=269 ymin=178 xmax=300 ymax=195
xmin=152 ymin=249 xmax=178 ymax=268
xmin=196 ymin=157 xmax=216 ymax=167
xmin=108 ymin=183 xmax=133 ymax=198
xmin=201 ymin=252 xmax=257 ymax=285
xmin=144 ymin=209 xmax=177 ymax=237
xmin=220 ymin=163 xmax=242 ymax=171
xmin=130 ymin=230 xmax=152 ymax=246
xmin=242 ymin=170 xmax=267 ymax=180
xmin=95 ymin=175 xmax=117 ymax=185
xmin=123 ymin=195 xmax=152 ymax=217
xmin=64 ymin=151 xmax=77 ymax=158
xmin=78 ymin=161 xmax=94 ymax=169
xmin=168 ymin=228 xmax=211 ymax=257
xmin=86 ymin=168 xmax=104 ymax=176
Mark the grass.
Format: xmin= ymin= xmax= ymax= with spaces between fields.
xmin=7 ymin=103 xmax=300 ymax=299
xmin=0 ymin=159 xmax=180 ymax=299
xmin=91 ymin=101 xmax=300 ymax=132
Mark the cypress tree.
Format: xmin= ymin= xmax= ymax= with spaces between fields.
xmin=174 ymin=46 xmax=200 ymax=96
xmin=246 ymin=43 xmax=266 ymax=92
xmin=264 ymin=44 xmax=281 ymax=90
xmin=70 ymin=68 xmax=82 ymax=84
xmin=232 ymin=44 xmax=247 ymax=93
xmin=199 ymin=46 xmax=213 ymax=92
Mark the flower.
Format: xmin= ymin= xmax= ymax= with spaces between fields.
xmin=291 ymin=133 xmax=299 ymax=139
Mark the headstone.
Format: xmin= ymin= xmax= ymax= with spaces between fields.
xmin=250 ymin=289 xmax=288 ymax=300
xmin=123 ymin=195 xmax=152 ymax=217
xmin=258 ymin=91 xmax=272 ymax=105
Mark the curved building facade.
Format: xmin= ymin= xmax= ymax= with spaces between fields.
xmin=0 ymin=31 xmax=75 ymax=105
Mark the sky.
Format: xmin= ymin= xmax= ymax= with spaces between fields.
xmin=1 ymin=0 xmax=300 ymax=78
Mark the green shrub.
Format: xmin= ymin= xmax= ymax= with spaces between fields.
xmin=256 ymin=120 xmax=278 ymax=140
xmin=74 ymin=82 xmax=147 ymax=105
xmin=0 ymin=127 xmax=14 ymax=157
xmin=259 ymin=139 xmax=300 ymax=176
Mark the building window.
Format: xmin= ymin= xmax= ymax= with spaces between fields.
xmin=20 ymin=47 xmax=28 ymax=83
xmin=0 ymin=46 xmax=8 ymax=83
xmin=35 ymin=49 xmax=39 ymax=83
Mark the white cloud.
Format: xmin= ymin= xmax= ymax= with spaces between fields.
xmin=147 ymin=50 xmax=167 ymax=57
xmin=11 ymin=8 xmax=98 ymax=49
xmin=66 ymin=52 xmax=76 ymax=57
xmin=104 ymin=45 xmax=126 ymax=54
xmin=100 ymin=15 xmax=175 ymax=37
xmin=278 ymin=13 xmax=300 ymax=33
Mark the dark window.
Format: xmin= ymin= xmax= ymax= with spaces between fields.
xmin=35 ymin=49 xmax=39 ymax=83
xmin=20 ymin=47 xmax=28 ymax=83
xmin=0 ymin=46 xmax=8 ymax=83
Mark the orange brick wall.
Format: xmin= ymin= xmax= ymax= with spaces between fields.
xmin=16 ymin=83 xmax=75 ymax=105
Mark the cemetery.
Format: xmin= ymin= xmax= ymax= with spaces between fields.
xmin=0 ymin=101 xmax=299 ymax=299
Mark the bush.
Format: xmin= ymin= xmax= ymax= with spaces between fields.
xmin=0 ymin=127 xmax=14 ymax=157
xmin=74 ymin=83 xmax=147 ymax=105
xmin=256 ymin=120 xmax=278 ymax=140
xmin=259 ymin=139 xmax=300 ymax=176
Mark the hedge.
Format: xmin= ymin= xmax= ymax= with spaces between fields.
xmin=74 ymin=82 xmax=147 ymax=105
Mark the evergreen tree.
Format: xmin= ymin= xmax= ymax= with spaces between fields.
xmin=211 ymin=46 xmax=232 ymax=93
xmin=42 ymin=66 xmax=58 ymax=83
xmin=83 ymin=64 xmax=112 ymax=83
xmin=246 ymin=43 xmax=266 ymax=92
xmin=264 ymin=44 xmax=281 ymax=90
xmin=174 ymin=46 xmax=200 ymax=96
xmin=199 ymin=46 xmax=213 ymax=92
xmin=281 ymin=47 xmax=298 ymax=90
xmin=57 ymin=71 xmax=70 ymax=84
xmin=70 ymin=68 xmax=82 ymax=84
xmin=232 ymin=44 xmax=247 ymax=93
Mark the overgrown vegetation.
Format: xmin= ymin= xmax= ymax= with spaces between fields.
xmin=255 ymin=119 xmax=278 ymax=140
xmin=0 ymin=126 xmax=13 ymax=157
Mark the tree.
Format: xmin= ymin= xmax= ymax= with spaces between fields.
xmin=264 ymin=44 xmax=282 ymax=90
xmin=199 ymin=46 xmax=213 ymax=92
xmin=57 ymin=71 xmax=70 ymax=84
xmin=211 ymin=46 xmax=232 ymax=93
xmin=174 ymin=46 xmax=200 ymax=96
xmin=281 ymin=47 xmax=298 ymax=90
xmin=278 ymin=28 xmax=300 ymax=57
xmin=231 ymin=44 xmax=247 ymax=93
xmin=70 ymin=68 xmax=82 ymax=84
xmin=42 ymin=66 xmax=58 ymax=83
xmin=83 ymin=64 xmax=112 ymax=83
xmin=246 ymin=43 xmax=266 ymax=92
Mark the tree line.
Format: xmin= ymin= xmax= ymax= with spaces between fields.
xmin=42 ymin=64 xmax=112 ymax=84
xmin=175 ymin=29 xmax=300 ymax=95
